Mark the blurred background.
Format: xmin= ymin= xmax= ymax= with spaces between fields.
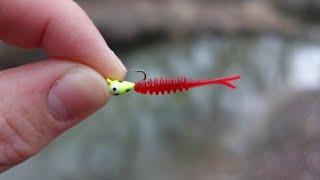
xmin=1 ymin=0 xmax=320 ymax=179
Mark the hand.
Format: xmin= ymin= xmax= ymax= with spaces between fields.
xmin=0 ymin=0 xmax=126 ymax=172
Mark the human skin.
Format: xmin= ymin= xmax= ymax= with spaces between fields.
xmin=0 ymin=0 xmax=126 ymax=172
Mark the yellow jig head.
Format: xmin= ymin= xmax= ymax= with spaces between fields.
xmin=106 ymin=79 xmax=135 ymax=96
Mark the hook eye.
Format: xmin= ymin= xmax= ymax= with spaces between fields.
xmin=130 ymin=69 xmax=147 ymax=81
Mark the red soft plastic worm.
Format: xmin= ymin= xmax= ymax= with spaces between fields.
xmin=134 ymin=75 xmax=240 ymax=95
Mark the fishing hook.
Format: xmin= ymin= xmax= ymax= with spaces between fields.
xmin=132 ymin=69 xmax=147 ymax=81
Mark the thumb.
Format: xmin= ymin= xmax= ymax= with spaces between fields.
xmin=0 ymin=59 xmax=110 ymax=171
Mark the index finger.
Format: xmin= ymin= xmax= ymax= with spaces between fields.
xmin=0 ymin=0 xmax=126 ymax=79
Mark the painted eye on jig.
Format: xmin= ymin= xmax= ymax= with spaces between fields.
xmin=106 ymin=70 xmax=240 ymax=96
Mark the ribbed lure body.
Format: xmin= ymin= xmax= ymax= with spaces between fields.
xmin=134 ymin=75 xmax=240 ymax=95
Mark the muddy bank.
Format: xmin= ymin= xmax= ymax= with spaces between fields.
xmin=79 ymin=0 xmax=300 ymax=43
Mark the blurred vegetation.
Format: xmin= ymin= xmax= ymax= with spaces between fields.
xmin=1 ymin=0 xmax=320 ymax=180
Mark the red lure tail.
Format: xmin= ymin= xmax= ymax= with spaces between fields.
xmin=134 ymin=75 xmax=240 ymax=95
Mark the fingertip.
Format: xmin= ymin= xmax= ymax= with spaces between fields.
xmin=47 ymin=67 xmax=109 ymax=121
xmin=0 ymin=0 xmax=127 ymax=79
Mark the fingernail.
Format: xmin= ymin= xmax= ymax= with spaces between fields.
xmin=47 ymin=68 xmax=108 ymax=121
xmin=110 ymin=50 xmax=127 ymax=74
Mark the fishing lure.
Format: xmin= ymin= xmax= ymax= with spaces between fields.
xmin=106 ymin=70 xmax=240 ymax=96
